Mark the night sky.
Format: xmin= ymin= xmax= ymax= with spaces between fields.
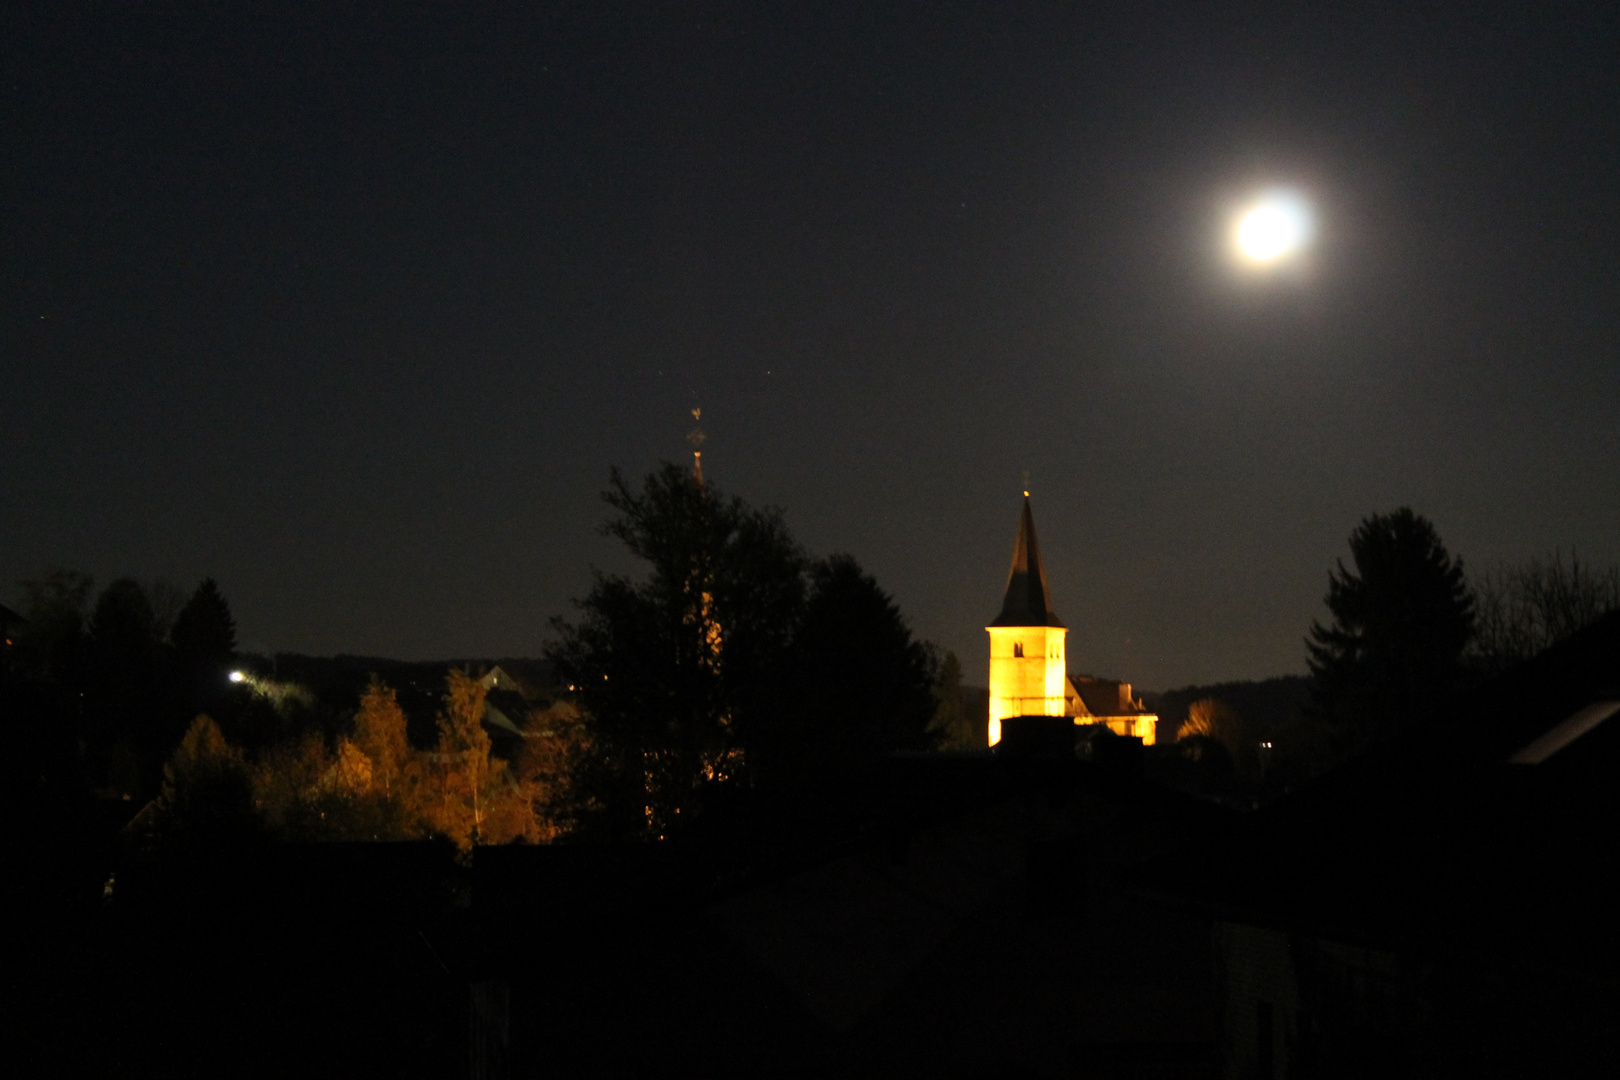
xmin=4 ymin=3 xmax=1618 ymax=689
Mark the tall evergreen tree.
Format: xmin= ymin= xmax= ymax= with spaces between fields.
xmin=1306 ymin=508 xmax=1474 ymax=737
xmin=171 ymin=578 xmax=237 ymax=671
xmin=171 ymin=577 xmax=239 ymax=720
xmin=88 ymin=578 xmax=160 ymax=688
xmin=767 ymin=555 xmax=937 ymax=792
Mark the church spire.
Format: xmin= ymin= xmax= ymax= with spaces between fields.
xmin=990 ymin=496 xmax=1064 ymax=628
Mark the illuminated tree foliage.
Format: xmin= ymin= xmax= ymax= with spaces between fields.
xmin=1306 ymin=508 xmax=1474 ymax=736
xmin=1177 ymin=697 xmax=1242 ymax=745
xmin=424 ymin=669 xmax=542 ymax=850
xmin=353 ymin=676 xmax=412 ymax=801
xmin=250 ymin=731 xmax=340 ymax=839
xmin=145 ymin=670 xmax=564 ymax=847
xmin=1175 ymin=698 xmax=1248 ymax=782
xmin=516 ymin=700 xmax=593 ymax=842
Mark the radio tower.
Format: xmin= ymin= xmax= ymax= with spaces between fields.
xmin=688 ymin=408 xmax=706 ymax=487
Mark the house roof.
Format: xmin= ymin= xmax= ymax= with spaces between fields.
xmin=989 ymin=497 xmax=1064 ymax=628
xmin=1147 ymin=608 xmax=1620 ymax=974
xmin=1068 ymin=674 xmax=1151 ymax=717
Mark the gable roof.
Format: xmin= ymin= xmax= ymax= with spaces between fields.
xmin=989 ymin=498 xmax=1064 ymax=628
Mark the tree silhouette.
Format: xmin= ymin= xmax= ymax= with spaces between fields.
xmin=1470 ymin=551 xmax=1620 ymax=674
xmin=1306 ymin=508 xmax=1474 ymax=737
xmin=172 ymin=579 xmax=236 ymax=668
xmin=12 ymin=569 xmax=93 ymax=686
xmin=926 ymin=650 xmax=977 ymax=751
xmin=3 ymin=570 xmax=94 ymax=790
xmin=155 ymin=715 xmax=258 ymax=846
xmin=86 ymin=578 xmax=167 ymax=794
xmin=171 ymin=578 xmax=238 ymax=714
xmin=547 ymin=463 xmax=806 ymax=838
xmin=765 ymin=556 xmax=937 ymax=793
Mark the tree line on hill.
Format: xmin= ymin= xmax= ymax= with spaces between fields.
xmin=6 ymin=479 xmax=1616 ymax=842
xmin=1 ymin=463 xmax=952 ymax=847
xmin=1153 ymin=508 xmax=1620 ymax=797
xmin=2 ymin=573 xmax=237 ymax=798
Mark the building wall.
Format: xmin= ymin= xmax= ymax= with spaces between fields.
xmin=1212 ymin=921 xmax=1299 ymax=1080
xmin=1096 ymin=714 xmax=1160 ymax=746
xmin=986 ymin=625 xmax=1068 ymax=746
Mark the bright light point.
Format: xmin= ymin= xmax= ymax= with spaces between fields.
xmin=1233 ymin=190 xmax=1313 ymax=264
xmin=229 ymin=670 xmax=245 ymax=683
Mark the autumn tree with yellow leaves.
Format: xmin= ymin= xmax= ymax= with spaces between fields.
xmin=149 ymin=669 xmax=578 ymax=848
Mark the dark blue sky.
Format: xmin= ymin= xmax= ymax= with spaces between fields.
xmin=4 ymin=2 xmax=1618 ymax=688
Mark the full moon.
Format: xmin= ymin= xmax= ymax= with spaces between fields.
xmin=1233 ymin=189 xmax=1313 ymax=264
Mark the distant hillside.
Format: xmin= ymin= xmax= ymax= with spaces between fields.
xmin=242 ymin=654 xmax=555 ymax=745
xmin=1145 ymin=676 xmax=1311 ymax=742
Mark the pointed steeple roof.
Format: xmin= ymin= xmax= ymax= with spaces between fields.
xmin=991 ymin=497 xmax=1064 ymax=628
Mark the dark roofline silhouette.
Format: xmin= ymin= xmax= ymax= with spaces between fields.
xmin=990 ymin=497 xmax=1065 ymax=628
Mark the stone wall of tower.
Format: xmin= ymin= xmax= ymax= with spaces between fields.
xmin=986 ymin=625 xmax=1068 ymax=746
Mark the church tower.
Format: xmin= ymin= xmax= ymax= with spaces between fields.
xmin=986 ymin=497 xmax=1068 ymax=746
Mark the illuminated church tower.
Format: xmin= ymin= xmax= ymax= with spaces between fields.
xmin=984 ymin=496 xmax=1159 ymax=748
xmin=986 ymin=496 xmax=1069 ymax=746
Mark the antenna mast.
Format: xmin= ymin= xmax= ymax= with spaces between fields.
xmin=688 ymin=408 xmax=706 ymax=487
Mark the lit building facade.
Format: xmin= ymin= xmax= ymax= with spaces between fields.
xmin=986 ymin=498 xmax=1069 ymax=746
xmin=986 ymin=497 xmax=1158 ymax=747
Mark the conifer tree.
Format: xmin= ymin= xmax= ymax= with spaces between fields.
xmin=767 ymin=555 xmax=936 ymax=791
xmin=1306 ymin=508 xmax=1474 ymax=736
xmin=171 ymin=578 xmax=237 ymax=671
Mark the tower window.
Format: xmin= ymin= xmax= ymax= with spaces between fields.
xmin=1014 ymin=643 xmax=1023 ymax=658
